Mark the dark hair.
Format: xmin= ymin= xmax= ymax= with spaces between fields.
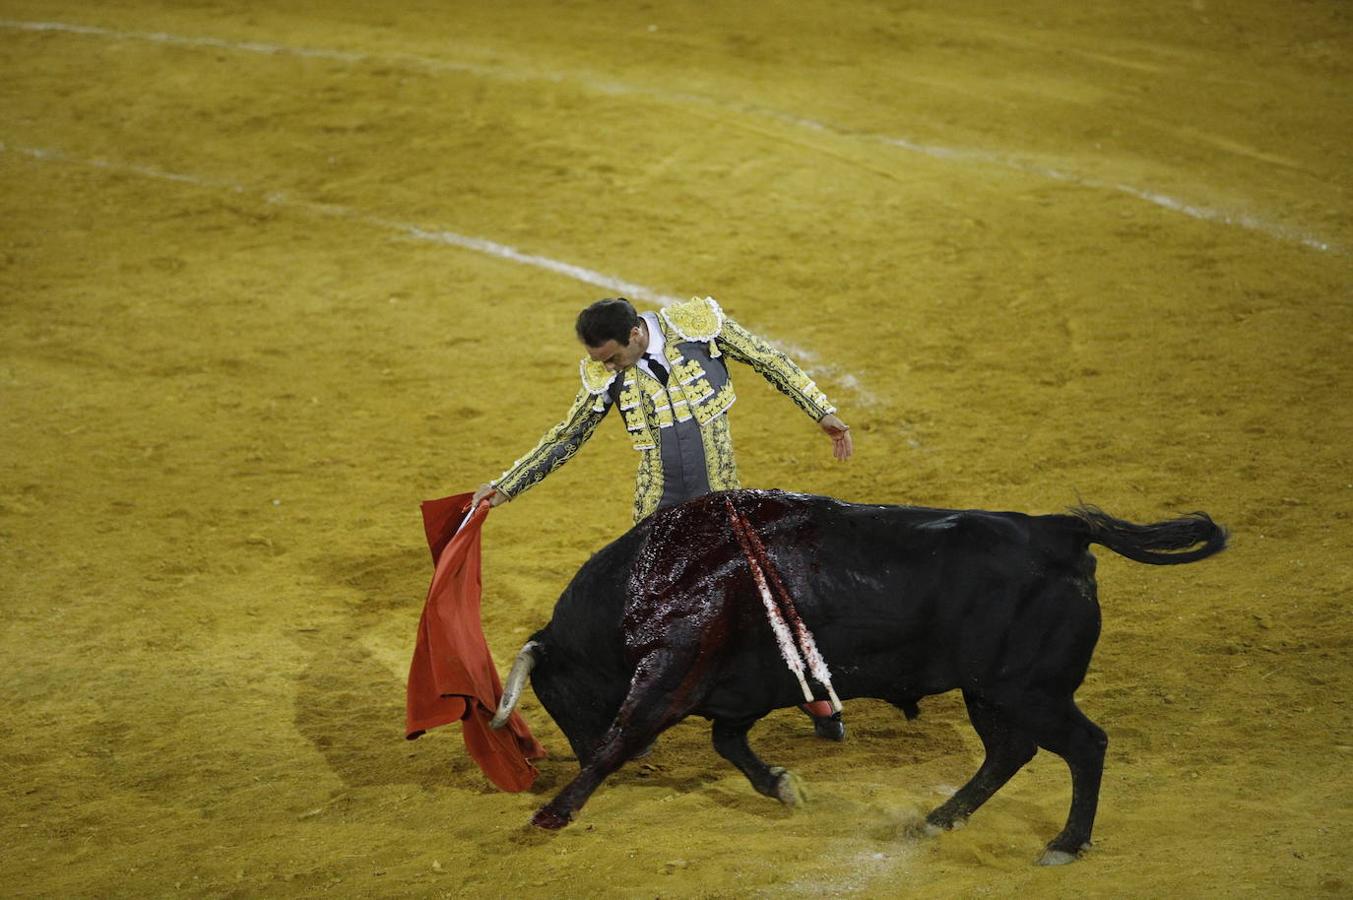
xmin=575 ymin=298 xmax=639 ymax=347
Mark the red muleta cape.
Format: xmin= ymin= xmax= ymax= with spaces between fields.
xmin=405 ymin=493 xmax=546 ymax=791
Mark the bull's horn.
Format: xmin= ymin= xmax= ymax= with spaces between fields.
xmin=489 ymin=640 xmax=540 ymax=729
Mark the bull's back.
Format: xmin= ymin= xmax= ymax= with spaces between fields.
xmin=542 ymin=490 xmax=1098 ymax=700
xmin=704 ymin=495 xmax=1101 ymax=701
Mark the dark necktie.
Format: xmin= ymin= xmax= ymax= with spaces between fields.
xmin=642 ymin=352 xmax=669 ymax=386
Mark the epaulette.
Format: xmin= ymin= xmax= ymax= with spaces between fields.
xmin=579 ymin=357 xmax=618 ymax=395
xmin=661 ymin=296 xmax=725 ymax=342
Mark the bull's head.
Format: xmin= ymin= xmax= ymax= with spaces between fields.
xmin=491 ymin=633 xmax=631 ymax=767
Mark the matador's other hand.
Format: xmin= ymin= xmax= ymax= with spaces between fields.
xmin=818 ymin=414 xmax=853 ymax=461
xmin=472 ymin=483 xmax=507 ymax=508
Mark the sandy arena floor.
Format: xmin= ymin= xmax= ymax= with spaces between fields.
xmin=2 ymin=1 xmax=1350 ymax=896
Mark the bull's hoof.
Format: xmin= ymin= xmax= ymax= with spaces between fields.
xmin=916 ymin=815 xmax=964 ymax=838
xmin=1036 ymin=849 xmax=1078 ymax=866
xmin=530 ymin=806 xmax=572 ymax=830
xmin=1036 ymin=842 xmax=1089 ymax=866
xmin=915 ymin=820 xmax=944 ymax=839
xmin=769 ymin=766 xmax=807 ymax=808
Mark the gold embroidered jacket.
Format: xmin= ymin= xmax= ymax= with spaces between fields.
xmin=493 ymin=296 xmax=835 ymax=522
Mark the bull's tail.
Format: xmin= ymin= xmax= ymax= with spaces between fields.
xmin=1071 ymin=505 xmax=1228 ymax=565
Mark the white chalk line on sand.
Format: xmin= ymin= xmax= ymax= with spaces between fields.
xmin=0 ymin=142 xmax=679 ymax=307
xmin=3 ymin=141 xmax=882 ymax=400
xmin=1 ymin=18 xmax=1338 ymax=253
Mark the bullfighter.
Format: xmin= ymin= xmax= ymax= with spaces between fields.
xmin=471 ymin=295 xmax=853 ymax=739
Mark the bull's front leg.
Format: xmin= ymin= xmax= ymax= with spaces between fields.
xmin=532 ymin=651 xmax=697 ymax=829
xmin=530 ymin=761 xmax=621 ymax=830
xmin=711 ymin=716 xmax=807 ymax=807
xmin=530 ymin=719 xmax=663 ymax=829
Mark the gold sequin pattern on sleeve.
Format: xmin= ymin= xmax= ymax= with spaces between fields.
xmin=716 ymin=317 xmax=836 ymax=421
xmin=494 ymin=386 xmax=609 ymax=499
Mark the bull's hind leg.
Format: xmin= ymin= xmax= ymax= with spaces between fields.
xmin=925 ymin=691 xmax=1036 ymax=832
xmin=531 ymin=652 xmax=699 ymax=829
xmin=1026 ymin=702 xmax=1108 ymax=865
xmin=991 ymin=692 xmax=1108 ymax=865
xmin=711 ymin=716 xmax=806 ymax=807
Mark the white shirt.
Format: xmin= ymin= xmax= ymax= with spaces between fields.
xmin=638 ymin=311 xmax=669 ymax=382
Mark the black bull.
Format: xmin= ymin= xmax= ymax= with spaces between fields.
xmin=490 ymin=489 xmax=1226 ymax=863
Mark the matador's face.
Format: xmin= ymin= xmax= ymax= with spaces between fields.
xmin=585 ymin=321 xmax=648 ymax=373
